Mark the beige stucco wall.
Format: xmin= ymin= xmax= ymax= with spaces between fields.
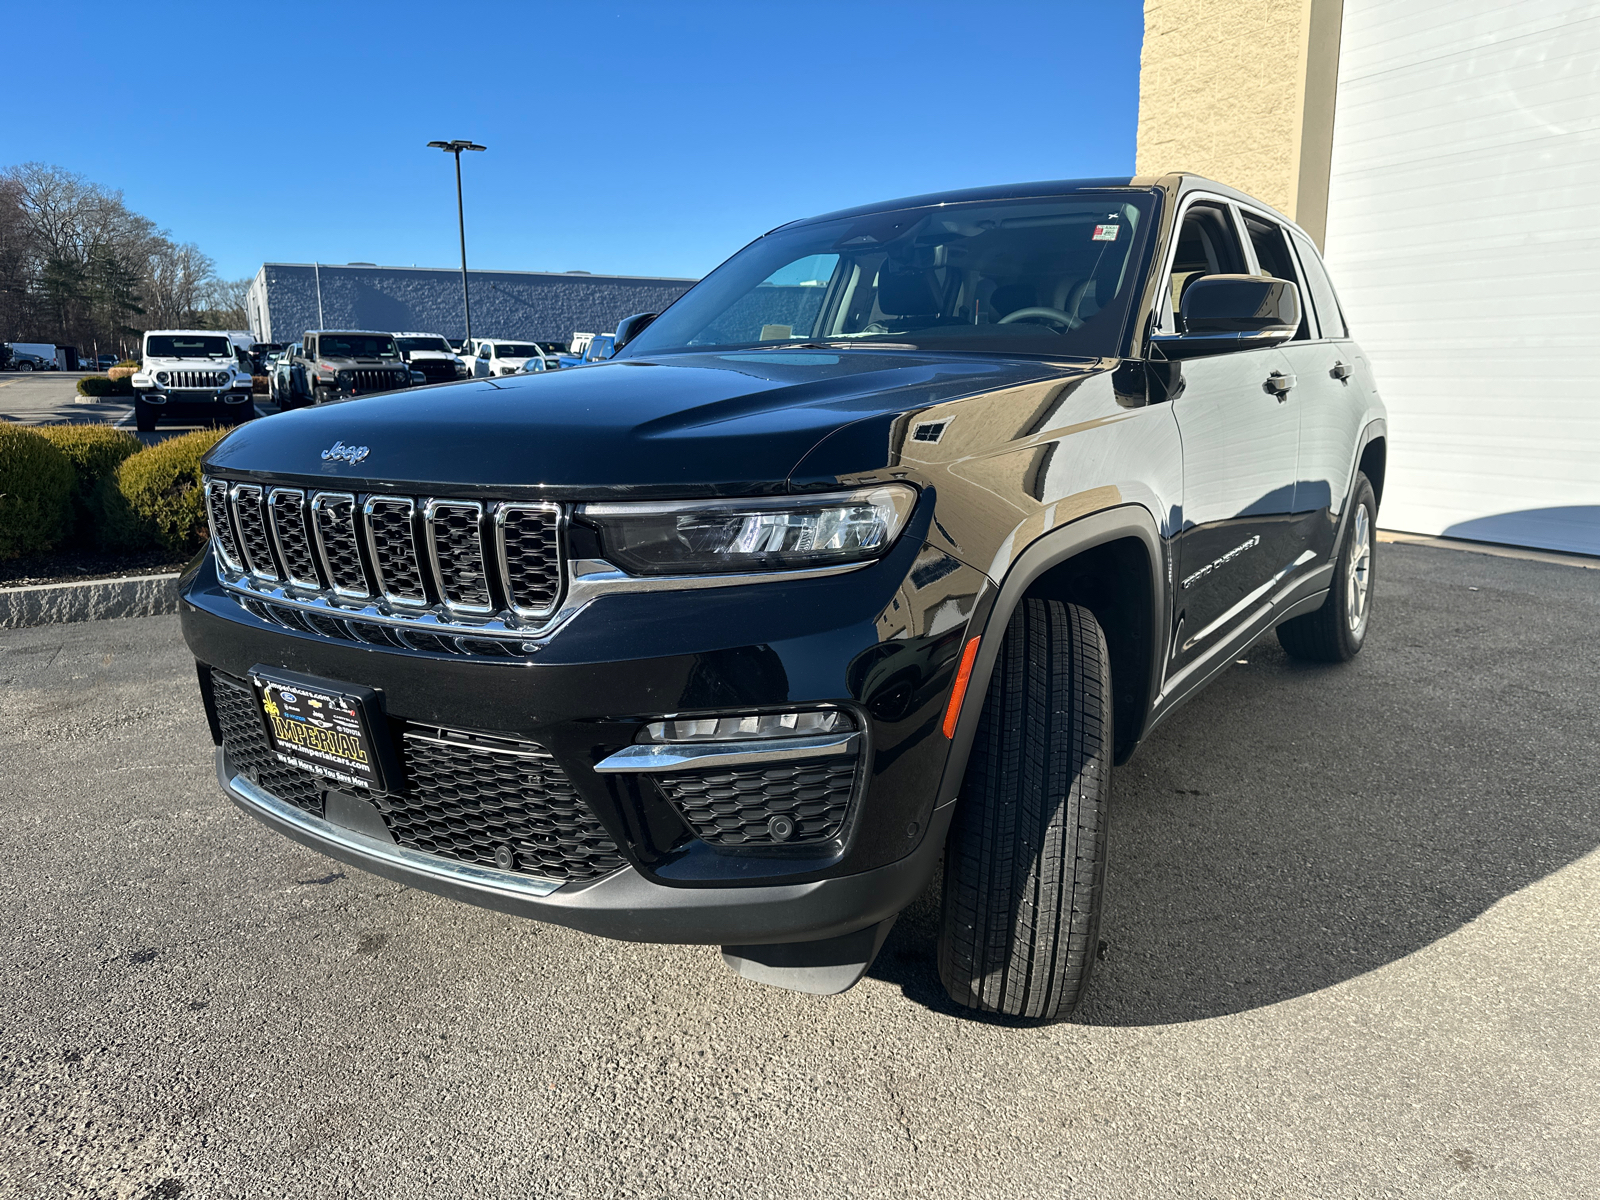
xmin=1136 ymin=0 xmax=1343 ymax=245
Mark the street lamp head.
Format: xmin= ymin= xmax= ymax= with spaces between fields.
xmin=427 ymin=139 xmax=487 ymax=152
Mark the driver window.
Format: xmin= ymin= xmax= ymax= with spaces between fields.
xmin=1163 ymin=203 xmax=1247 ymax=330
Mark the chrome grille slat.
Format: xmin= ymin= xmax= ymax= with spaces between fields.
xmin=494 ymin=502 xmax=564 ymax=619
xmin=310 ymin=492 xmax=370 ymax=598
xmin=229 ymin=484 xmax=279 ymax=581
xmin=424 ymin=500 xmax=494 ymax=615
xmin=363 ymin=497 xmax=428 ymax=606
xmin=267 ymin=488 xmax=319 ymax=588
xmin=205 ymin=478 xmax=243 ymax=572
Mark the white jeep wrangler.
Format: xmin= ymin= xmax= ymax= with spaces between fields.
xmin=132 ymin=330 xmax=257 ymax=432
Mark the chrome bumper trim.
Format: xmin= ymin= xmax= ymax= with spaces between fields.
xmin=225 ymin=772 xmax=564 ymax=898
xmin=592 ymin=732 xmax=860 ymax=774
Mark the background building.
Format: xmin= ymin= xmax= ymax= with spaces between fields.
xmin=247 ymin=263 xmax=696 ymax=347
xmin=1137 ymin=0 xmax=1599 ymax=556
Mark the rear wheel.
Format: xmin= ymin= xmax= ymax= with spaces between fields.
xmin=1277 ymin=472 xmax=1376 ymax=662
xmin=937 ymin=598 xmax=1112 ymax=1019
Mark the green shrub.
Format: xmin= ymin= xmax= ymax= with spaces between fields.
xmin=35 ymin=424 xmax=143 ymax=543
xmin=0 ymin=426 xmax=75 ymax=560
xmin=77 ymin=375 xmax=134 ymax=397
xmin=94 ymin=427 xmax=228 ymax=553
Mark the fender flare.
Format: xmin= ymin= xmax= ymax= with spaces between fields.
xmin=934 ymin=503 xmax=1168 ymax=808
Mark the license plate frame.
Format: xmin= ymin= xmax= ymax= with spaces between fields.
xmin=248 ymin=665 xmax=397 ymax=793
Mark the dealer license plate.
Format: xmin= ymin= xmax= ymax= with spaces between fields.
xmin=252 ymin=671 xmax=379 ymax=790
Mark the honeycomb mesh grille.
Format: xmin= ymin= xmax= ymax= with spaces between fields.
xmin=655 ymin=756 xmax=858 ymax=846
xmin=211 ymin=672 xmax=324 ymax=816
xmin=313 ymin=493 xmax=368 ymax=594
xmin=392 ymin=730 xmax=624 ymax=881
xmin=205 ymin=479 xmax=242 ymax=569
xmin=367 ymin=499 xmax=426 ymax=603
xmin=429 ymin=504 xmax=491 ymax=609
xmin=232 ymin=485 xmax=278 ymax=580
xmin=268 ymin=490 xmax=318 ymax=586
xmin=499 ymin=506 xmax=562 ymax=615
xmin=210 ymin=671 xmax=620 ymax=883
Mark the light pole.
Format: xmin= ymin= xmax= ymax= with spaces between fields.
xmin=427 ymin=139 xmax=486 ymax=346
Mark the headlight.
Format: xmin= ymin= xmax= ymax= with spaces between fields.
xmin=337 ymin=370 xmax=353 ymax=383
xmin=581 ymin=484 xmax=917 ymax=575
xmin=155 ymin=371 xmax=169 ymax=385
xmin=455 ymin=363 xmax=469 ymax=377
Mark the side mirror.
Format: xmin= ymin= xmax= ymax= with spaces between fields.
xmin=613 ymin=311 xmax=657 ymax=351
xmin=1151 ymin=274 xmax=1300 ymax=360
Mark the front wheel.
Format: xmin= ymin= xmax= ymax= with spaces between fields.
xmin=16 ymin=360 xmax=33 ymax=372
xmin=133 ymin=395 xmax=157 ymax=433
xmin=1277 ymin=472 xmax=1377 ymax=662
xmin=937 ymin=597 xmax=1112 ymax=1019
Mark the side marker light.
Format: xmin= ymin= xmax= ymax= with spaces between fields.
xmin=942 ymin=636 xmax=982 ymax=739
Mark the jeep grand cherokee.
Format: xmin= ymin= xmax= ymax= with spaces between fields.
xmin=181 ymin=175 xmax=1386 ymax=1018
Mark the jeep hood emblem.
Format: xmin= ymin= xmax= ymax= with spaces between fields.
xmin=321 ymin=441 xmax=370 ymax=464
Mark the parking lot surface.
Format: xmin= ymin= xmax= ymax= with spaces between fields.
xmin=2 ymin=543 xmax=1596 ymax=1199
xmin=0 ymin=371 xmax=268 ymax=442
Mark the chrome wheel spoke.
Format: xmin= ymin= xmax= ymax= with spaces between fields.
xmin=1347 ymin=506 xmax=1371 ymax=632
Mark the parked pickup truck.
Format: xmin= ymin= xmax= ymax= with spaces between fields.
xmin=181 ymin=174 xmax=1384 ymax=1019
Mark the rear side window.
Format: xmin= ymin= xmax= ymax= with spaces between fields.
xmin=1289 ymin=232 xmax=1349 ymax=339
xmin=1242 ymin=213 xmax=1310 ymax=340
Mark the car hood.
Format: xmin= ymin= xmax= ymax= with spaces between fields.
xmin=205 ymin=349 xmax=1098 ymax=498
xmin=143 ymin=356 xmax=236 ymax=368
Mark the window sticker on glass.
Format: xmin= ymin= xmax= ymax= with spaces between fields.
xmin=1092 ymin=224 xmax=1120 ymax=242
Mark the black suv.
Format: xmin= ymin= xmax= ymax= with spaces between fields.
xmin=278 ymin=330 xmax=414 ymax=407
xmin=181 ymin=176 xmax=1385 ymax=1018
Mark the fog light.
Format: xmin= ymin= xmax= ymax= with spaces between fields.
xmin=637 ymin=709 xmax=854 ymax=744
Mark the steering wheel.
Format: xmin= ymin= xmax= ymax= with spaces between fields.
xmin=997 ymin=305 xmax=1080 ymax=331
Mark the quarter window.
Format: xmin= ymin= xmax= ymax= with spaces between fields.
xmin=1289 ymin=232 xmax=1349 ymax=339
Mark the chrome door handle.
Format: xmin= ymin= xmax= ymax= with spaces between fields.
xmin=1263 ymin=370 xmax=1296 ymax=400
xmin=1330 ymin=361 xmax=1353 ymax=381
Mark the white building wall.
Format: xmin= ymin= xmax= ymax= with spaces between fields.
xmin=1322 ymin=0 xmax=1600 ymax=555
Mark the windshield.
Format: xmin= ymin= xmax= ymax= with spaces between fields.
xmin=319 ymin=334 xmax=400 ymax=359
xmin=491 ymin=344 xmax=539 ymax=358
xmin=145 ymin=335 xmax=232 ymax=359
xmin=396 ymin=336 xmax=453 ymax=353
xmin=534 ymin=341 xmax=566 ymax=353
xmin=623 ymin=192 xmax=1157 ymax=360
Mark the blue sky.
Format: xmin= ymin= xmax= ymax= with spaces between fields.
xmin=6 ymin=1 xmax=1143 ymax=282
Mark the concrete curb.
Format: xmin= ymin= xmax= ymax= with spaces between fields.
xmin=0 ymin=573 xmax=182 ymax=629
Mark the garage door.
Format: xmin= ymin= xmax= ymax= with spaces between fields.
xmin=1322 ymin=0 xmax=1600 ymax=556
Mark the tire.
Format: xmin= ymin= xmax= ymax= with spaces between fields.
xmin=1277 ymin=472 xmax=1376 ymax=663
xmin=16 ymin=360 xmax=33 ymax=372
xmin=937 ymin=597 xmax=1112 ymax=1019
xmin=133 ymin=395 xmax=157 ymax=433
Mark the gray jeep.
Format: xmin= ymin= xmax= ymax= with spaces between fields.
xmin=281 ymin=331 xmax=414 ymax=408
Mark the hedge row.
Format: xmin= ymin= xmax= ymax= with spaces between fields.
xmin=77 ymin=375 xmax=135 ymax=397
xmin=0 ymin=424 xmax=227 ymax=561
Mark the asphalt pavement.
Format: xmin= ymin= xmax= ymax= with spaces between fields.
xmin=1 ymin=542 xmax=1596 ymax=1199
xmin=0 ymin=371 xmax=269 ymax=442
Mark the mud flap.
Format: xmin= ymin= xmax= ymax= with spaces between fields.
xmin=720 ymin=916 xmax=897 ymax=996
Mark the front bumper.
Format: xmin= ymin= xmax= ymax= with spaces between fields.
xmin=181 ymin=514 xmax=988 ymax=942
xmin=220 ymin=752 xmax=953 ymax=944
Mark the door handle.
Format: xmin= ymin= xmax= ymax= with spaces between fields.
xmin=1330 ymin=361 xmax=1353 ymax=382
xmin=1263 ymin=370 xmax=1296 ymax=400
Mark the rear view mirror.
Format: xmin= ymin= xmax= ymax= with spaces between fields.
xmin=1151 ymin=274 xmax=1301 ymax=360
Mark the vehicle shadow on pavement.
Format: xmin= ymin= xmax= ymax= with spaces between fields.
xmin=870 ymin=545 xmax=1600 ymax=1025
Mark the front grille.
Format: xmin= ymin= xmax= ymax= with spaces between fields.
xmin=655 ymin=755 xmax=859 ymax=846
xmin=393 ymin=729 xmax=624 ymax=881
xmin=210 ymin=670 xmax=621 ymax=884
xmin=351 ymin=368 xmax=407 ymax=393
xmin=426 ymin=502 xmax=492 ymax=612
xmin=412 ymin=360 xmax=458 ymax=383
xmin=211 ymin=672 xmax=325 ymax=816
xmin=211 ymin=478 xmax=564 ymax=648
xmin=168 ymin=369 xmax=228 ymax=388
